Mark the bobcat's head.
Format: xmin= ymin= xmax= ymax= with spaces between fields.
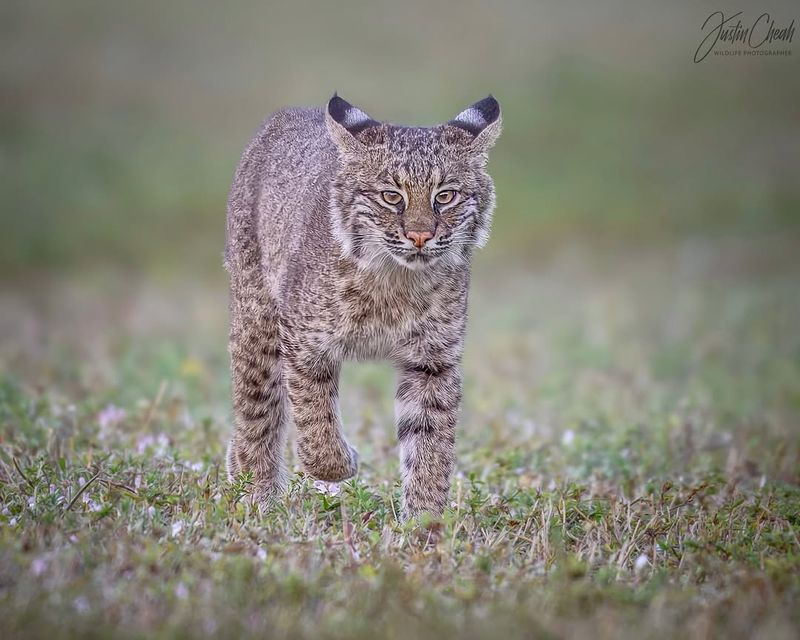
xmin=325 ymin=94 xmax=502 ymax=271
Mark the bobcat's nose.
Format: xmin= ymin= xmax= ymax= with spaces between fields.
xmin=406 ymin=230 xmax=433 ymax=249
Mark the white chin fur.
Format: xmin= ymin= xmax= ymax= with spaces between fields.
xmin=396 ymin=253 xmax=439 ymax=271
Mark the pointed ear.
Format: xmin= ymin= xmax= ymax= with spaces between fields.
xmin=448 ymin=95 xmax=502 ymax=152
xmin=325 ymin=94 xmax=380 ymax=154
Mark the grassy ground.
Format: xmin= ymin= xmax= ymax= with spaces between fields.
xmin=2 ymin=2 xmax=799 ymax=637
xmin=1 ymin=234 xmax=798 ymax=639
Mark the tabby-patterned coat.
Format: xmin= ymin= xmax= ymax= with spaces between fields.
xmin=225 ymin=94 xmax=501 ymax=519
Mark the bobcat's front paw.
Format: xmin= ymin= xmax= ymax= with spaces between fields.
xmin=298 ymin=439 xmax=359 ymax=482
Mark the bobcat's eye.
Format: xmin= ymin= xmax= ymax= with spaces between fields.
xmin=381 ymin=191 xmax=403 ymax=206
xmin=434 ymin=190 xmax=457 ymax=206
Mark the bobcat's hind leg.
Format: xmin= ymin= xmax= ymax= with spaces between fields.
xmin=227 ymin=283 xmax=288 ymax=504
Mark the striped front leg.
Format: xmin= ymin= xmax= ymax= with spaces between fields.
xmin=395 ymin=360 xmax=462 ymax=520
xmin=284 ymin=350 xmax=359 ymax=483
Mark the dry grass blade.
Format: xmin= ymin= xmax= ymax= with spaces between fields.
xmin=64 ymin=471 xmax=102 ymax=513
xmin=12 ymin=457 xmax=35 ymax=489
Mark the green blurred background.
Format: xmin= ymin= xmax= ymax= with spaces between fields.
xmin=2 ymin=7 xmax=799 ymax=636
xmin=1 ymin=0 xmax=797 ymax=280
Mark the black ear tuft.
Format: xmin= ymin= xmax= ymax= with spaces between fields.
xmin=327 ymin=94 xmax=380 ymax=135
xmin=449 ymin=95 xmax=501 ymax=136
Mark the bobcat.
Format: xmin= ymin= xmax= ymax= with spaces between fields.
xmin=225 ymin=94 xmax=501 ymax=519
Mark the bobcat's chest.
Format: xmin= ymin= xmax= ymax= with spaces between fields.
xmin=333 ymin=270 xmax=444 ymax=359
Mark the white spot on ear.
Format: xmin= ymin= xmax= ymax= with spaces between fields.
xmin=343 ymin=107 xmax=371 ymax=128
xmin=454 ymin=107 xmax=486 ymax=129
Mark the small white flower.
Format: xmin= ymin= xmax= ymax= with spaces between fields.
xmin=9 ymin=517 xmax=17 ymax=527
xmin=634 ymin=553 xmax=649 ymax=573
xmin=73 ymin=596 xmax=90 ymax=614
xmin=147 ymin=506 xmax=156 ymax=518
xmin=136 ymin=434 xmax=154 ymax=454
xmin=256 ymin=548 xmax=267 ymax=561
xmin=98 ymin=404 xmax=126 ymax=431
xmin=31 ymin=557 xmax=48 ymax=576
xmin=156 ymin=433 xmax=170 ymax=454
xmin=137 ymin=433 xmax=170 ymax=455
xmin=69 ymin=534 xmax=79 ymax=543
xmin=204 ymin=618 xmax=218 ymax=635
xmin=171 ymin=520 xmax=184 ymax=537
xmin=174 ymin=582 xmax=189 ymax=600
xmin=313 ymin=481 xmax=340 ymax=496
xmin=561 ymin=430 xmax=575 ymax=446
xmin=80 ymin=492 xmax=103 ymax=512
xmin=190 ymin=461 xmax=204 ymax=472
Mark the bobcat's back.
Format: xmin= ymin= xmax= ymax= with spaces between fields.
xmin=225 ymin=107 xmax=337 ymax=297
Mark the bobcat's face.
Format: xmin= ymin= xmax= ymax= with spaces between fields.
xmin=326 ymin=96 xmax=502 ymax=271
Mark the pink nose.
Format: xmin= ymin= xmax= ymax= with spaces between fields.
xmin=406 ymin=230 xmax=433 ymax=249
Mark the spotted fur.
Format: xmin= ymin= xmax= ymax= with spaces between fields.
xmin=225 ymin=94 xmax=501 ymax=519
